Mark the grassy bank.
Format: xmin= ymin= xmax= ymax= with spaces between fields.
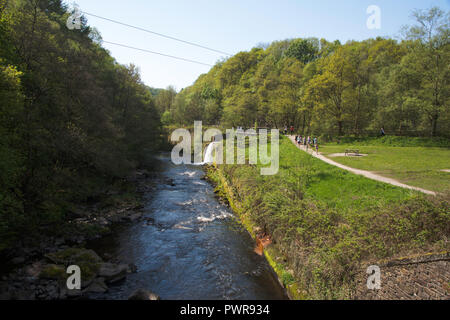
xmin=206 ymin=165 xmax=302 ymax=299
xmin=207 ymin=136 xmax=450 ymax=299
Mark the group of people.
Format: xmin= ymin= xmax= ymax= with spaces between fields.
xmin=283 ymin=126 xmax=295 ymax=135
xmin=282 ymin=126 xmax=319 ymax=154
xmin=295 ymin=135 xmax=319 ymax=154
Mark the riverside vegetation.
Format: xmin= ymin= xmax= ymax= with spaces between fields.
xmin=0 ymin=0 xmax=449 ymax=300
xmin=157 ymin=6 xmax=449 ymax=299
xmin=0 ymin=1 xmax=171 ymax=300
xmin=158 ymin=7 xmax=449 ymax=139
xmin=207 ymin=136 xmax=449 ymax=299
xmin=0 ymin=0 xmax=164 ymax=254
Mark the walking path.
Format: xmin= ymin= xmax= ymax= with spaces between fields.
xmin=288 ymin=136 xmax=436 ymax=196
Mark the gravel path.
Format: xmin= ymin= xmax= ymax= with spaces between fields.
xmin=288 ymin=136 xmax=436 ymax=196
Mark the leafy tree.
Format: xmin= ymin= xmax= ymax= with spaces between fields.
xmin=285 ymin=38 xmax=318 ymax=64
xmin=400 ymin=7 xmax=450 ymax=136
xmin=154 ymin=86 xmax=176 ymax=114
xmin=304 ymin=47 xmax=352 ymax=136
xmin=164 ymin=7 xmax=449 ymax=139
xmin=0 ymin=0 xmax=163 ymax=248
xmin=0 ymin=62 xmax=25 ymax=249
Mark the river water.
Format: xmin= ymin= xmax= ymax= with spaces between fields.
xmin=90 ymin=154 xmax=287 ymax=300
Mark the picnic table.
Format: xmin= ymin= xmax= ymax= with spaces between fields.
xmin=345 ymin=149 xmax=360 ymax=156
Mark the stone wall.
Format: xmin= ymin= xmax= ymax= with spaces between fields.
xmin=354 ymin=252 xmax=449 ymax=300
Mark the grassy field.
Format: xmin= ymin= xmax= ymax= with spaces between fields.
xmin=207 ymin=135 xmax=450 ymax=299
xmin=319 ymin=143 xmax=450 ymax=194
xmin=325 ymin=135 xmax=450 ymax=148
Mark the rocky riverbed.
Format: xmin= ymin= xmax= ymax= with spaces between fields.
xmin=0 ymin=169 xmax=163 ymax=300
xmin=0 ymin=248 xmax=139 ymax=300
xmin=0 ymin=158 xmax=288 ymax=300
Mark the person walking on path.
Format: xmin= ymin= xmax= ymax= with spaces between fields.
xmin=290 ymin=126 xmax=294 ymax=135
xmin=380 ymin=127 xmax=385 ymax=136
xmin=287 ymin=135 xmax=436 ymax=196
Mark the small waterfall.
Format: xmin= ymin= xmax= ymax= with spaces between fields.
xmin=203 ymin=142 xmax=217 ymax=164
xmin=191 ymin=142 xmax=218 ymax=165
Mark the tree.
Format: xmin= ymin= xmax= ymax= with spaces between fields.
xmin=164 ymin=6 xmax=449 ymax=139
xmin=401 ymin=7 xmax=450 ymax=136
xmin=0 ymin=62 xmax=25 ymax=249
xmin=0 ymin=0 xmax=163 ymax=249
xmin=285 ymin=38 xmax=318 ymax=64
xmin=304 ymin=47 xmax=352 ymax=136
xmin=154 ymin=86 xmax=176 ymax=115
xmin=343 ymin=41 xmax=375 ymax=135
xmin=269 ymin=57 xmax=303 ymax=128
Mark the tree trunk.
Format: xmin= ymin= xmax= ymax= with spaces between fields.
xmin=431 ymin=113 xmax=438 ymax=137
xmin=301 ymin=113 xmax=306 ymax=135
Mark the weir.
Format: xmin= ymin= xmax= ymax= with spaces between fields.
xmin=203 ymin=142 xmax=217 ymax=164
xmin=192 ymin=142 xmax=218 ymax=165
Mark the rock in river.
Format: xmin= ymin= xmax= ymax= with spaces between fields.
xmin=83 ymin=277 xmax=108 ymax=294
xmin=98 ymin=263 xmax=128 ymax=284
xmin=128 ymin=289 xmax=160 ymax=300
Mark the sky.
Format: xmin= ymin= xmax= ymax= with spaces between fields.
xmin=71 ymin=0 xmax=450 ymax=90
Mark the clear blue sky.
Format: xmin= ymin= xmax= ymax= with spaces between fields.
xmin=72 ymin=0 xmax=449 ymax=90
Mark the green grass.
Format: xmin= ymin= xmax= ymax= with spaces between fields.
xmin=327 ymin=135 xmax=450 ymax=148
xmin=209 ymin=135 xmax=450 ymax=299
xmin=230 ymin=136 xmax=417 ymax=211
xmin=320 ymin=144 xmax=450 ymax=194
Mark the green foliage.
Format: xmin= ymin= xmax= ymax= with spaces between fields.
xmin=0 ymin=0 xmax=162 ymax=251
xmin=45 ymin=247 xmax=102 ymax=282
xmin=320 ymin=142 xmax=450 ymax=193
xmin=161 ymin=110 xmax=173 ymax=125
xmin=326 ymin=135 xmax=450 ymax=147
xmin=285 ymin=38 xmax=318 ymax=64
xmin=166 ymin=7 xmax=449 ymax=138
xmin=211 ymin=136 xmax=450 ymax=299
xmin=153 ymin=85 xmax=176 ymax=114
xmin=39 ymin=264 xmax=66 ymax=280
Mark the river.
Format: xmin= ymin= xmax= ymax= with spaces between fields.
xmin=89 ymin=154 xmax=287 ymax=300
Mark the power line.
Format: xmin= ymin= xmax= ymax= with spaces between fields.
xmin=82 ymin=11 xmax=233 ymax=57
xmin=102 ymin=40 xmax=214 ymax=67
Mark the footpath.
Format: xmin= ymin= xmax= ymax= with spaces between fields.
xmin=288 ymin=136 xmax=436 ymax=196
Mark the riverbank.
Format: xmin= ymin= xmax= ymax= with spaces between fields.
xmin=0 ymin=169 xmax=160 ymax=300
xmin=205 ymin=165 xmax=302 ymax=300
xmin=1 ymin=154 xmax=289 ymax=300
xmin=206 ymin=136 xmax=450 ymax=299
